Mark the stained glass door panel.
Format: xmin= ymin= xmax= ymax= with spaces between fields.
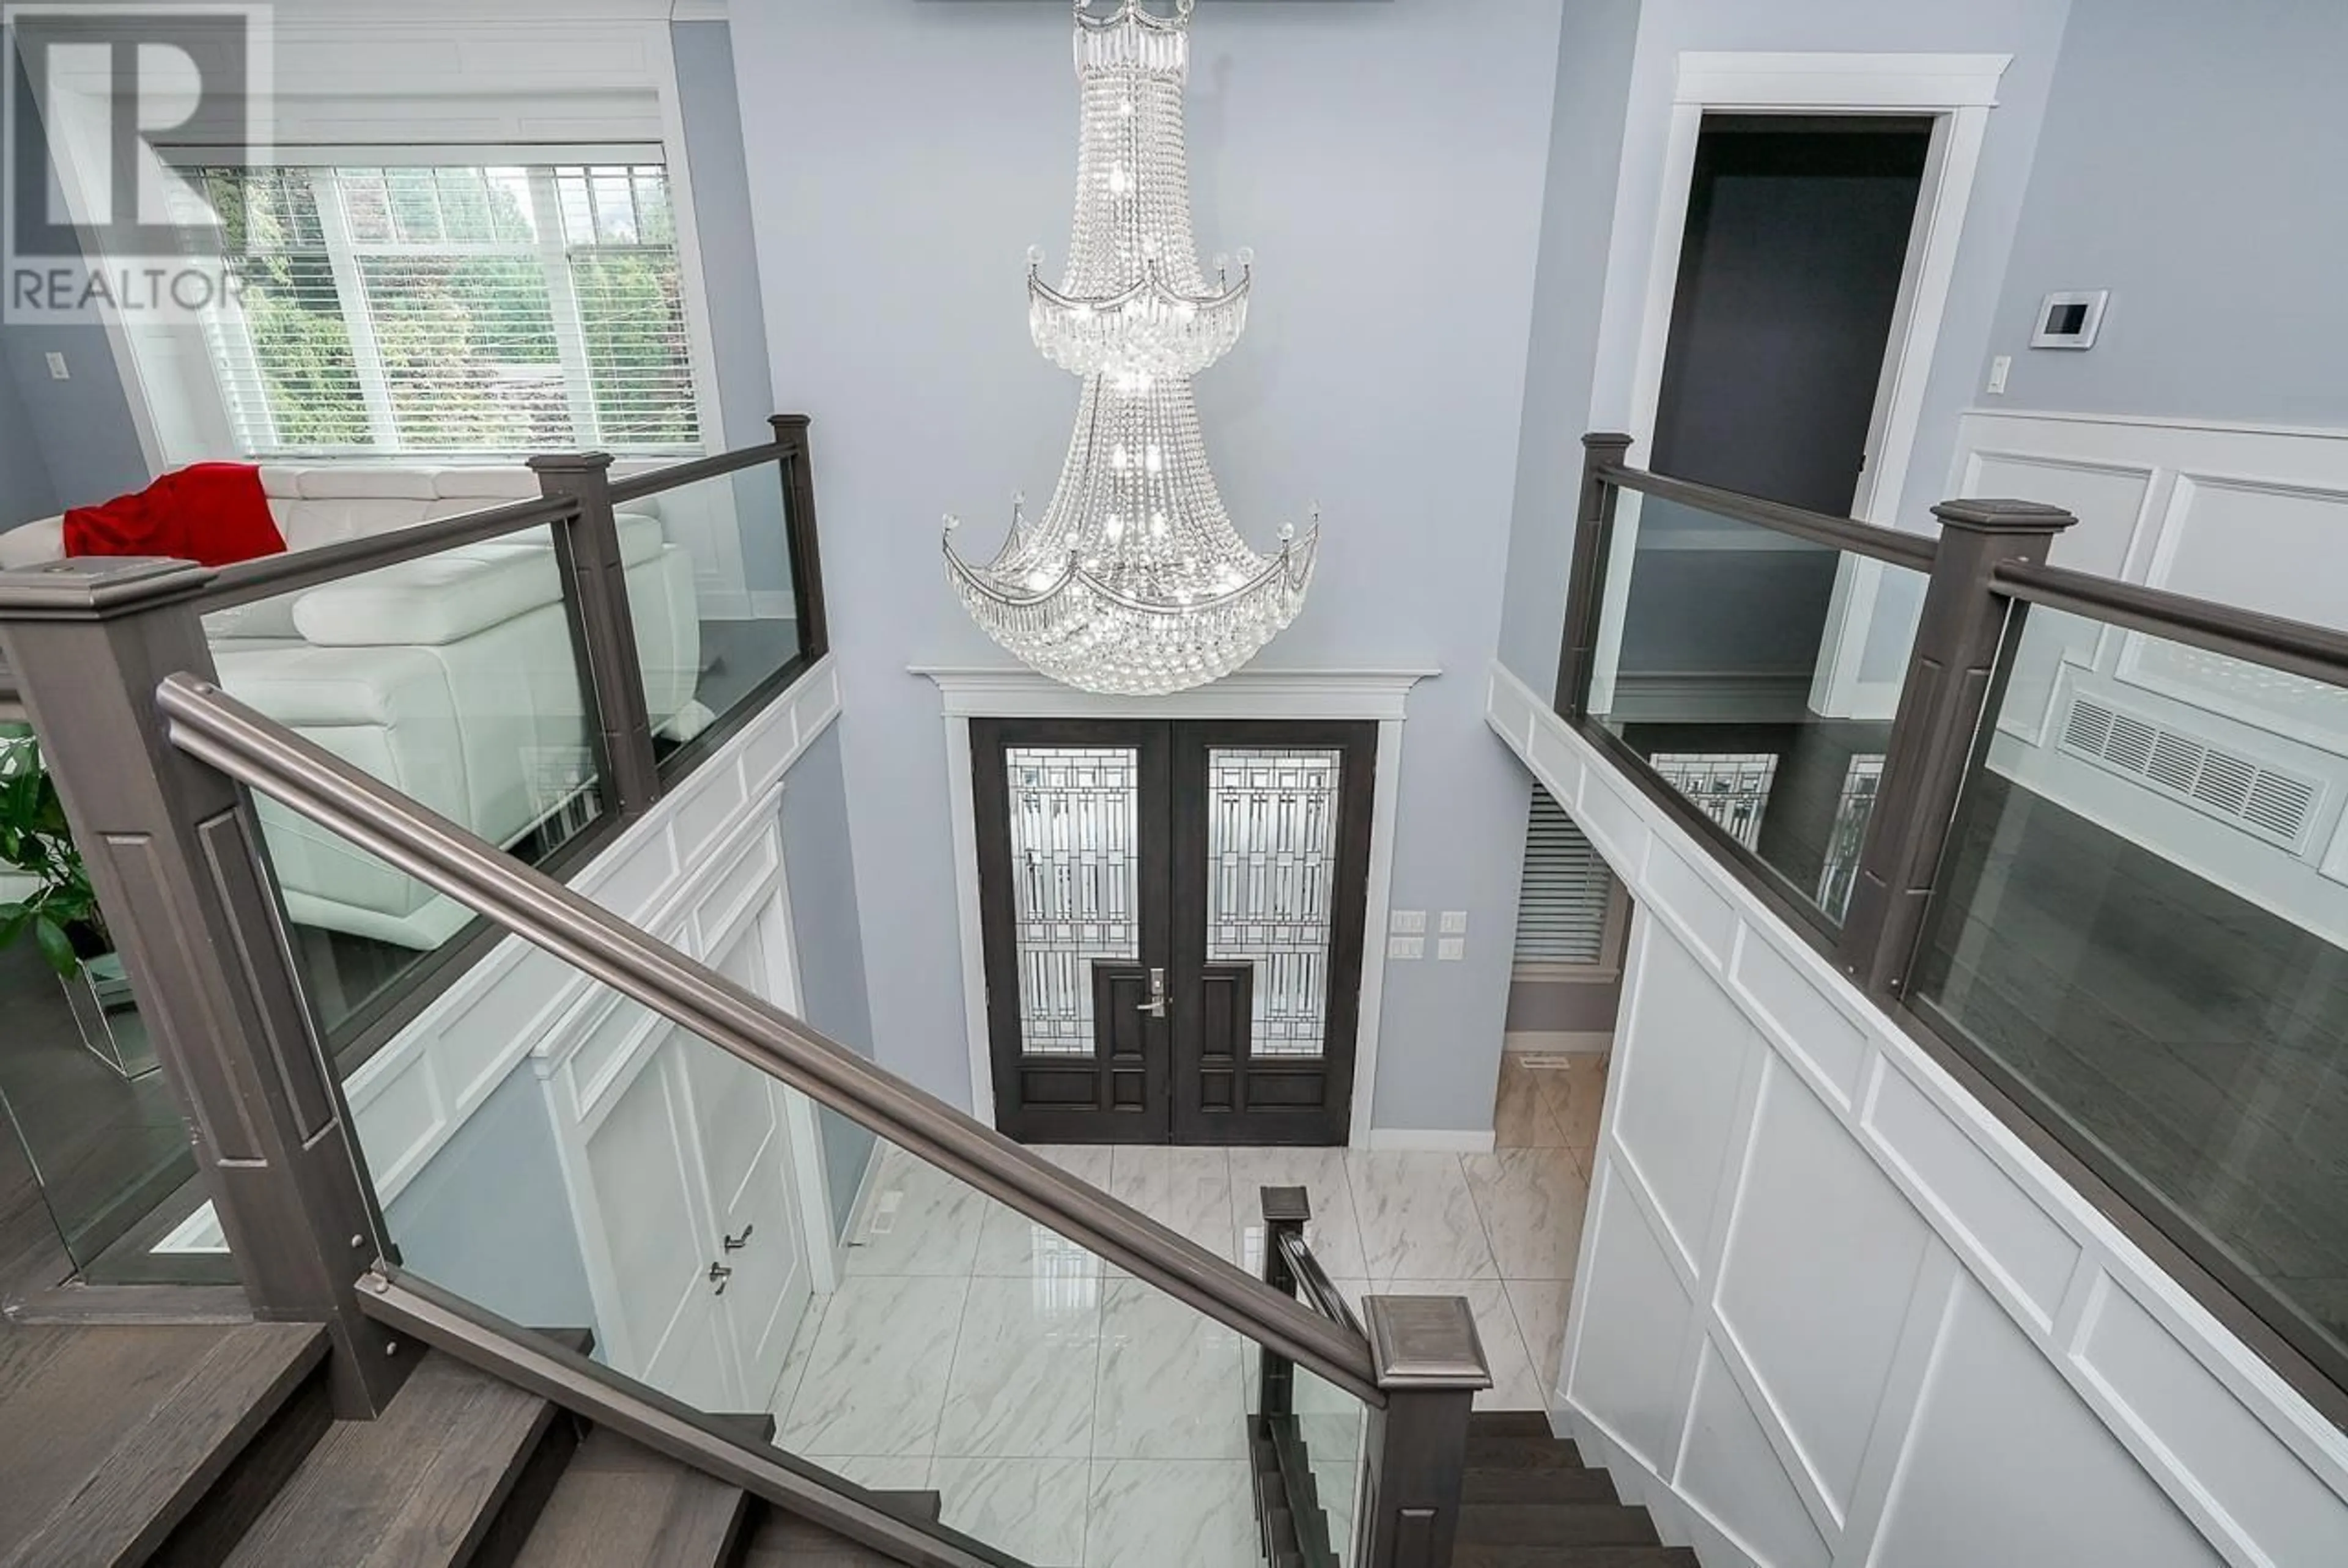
xmin=975 ymin=721 xmax=1173 ymax=1144
xmin=1172 ymin=723 xmax=1375 ymax=1146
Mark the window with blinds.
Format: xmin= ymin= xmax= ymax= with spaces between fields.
xmin=1513 ymin=788 xmax=1615 ymax=968
xmin=182 ymin=160 xmax=700 ymax=458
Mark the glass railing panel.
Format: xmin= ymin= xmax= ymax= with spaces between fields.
xmin=615 ymin=454 xmax=808 ymax=779
xmin=1292 ymin=1358 xmax=1368 ymax=1567
xmin=0 ymin=723 xmax=205 ymax=1281
xmin=198 ymin=518 xmax=609 ymax=1043
xmin=1591 ymin=490 xmax=1929 ymax=925
xmin=201 ymin=788 xmax=1273 ymax=1566
xmin=1911 ymin=604 xmax=2348 ymax=1380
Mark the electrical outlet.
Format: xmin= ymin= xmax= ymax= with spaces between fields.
xmin=1439 ymin=910 xmax=1468 ymax=935
xmin=1987 ymin=355 xmax=2010 ymax=395
xmin=1437 ymin=937 xmax=1465 ymax=962
xmin=43 ymin=352 xmax=67 ymax=381
xmin=1386 ymin=934 xmax=1424 ymax=960
xmin=1389 ymin=909 xmax=1426 ymax=935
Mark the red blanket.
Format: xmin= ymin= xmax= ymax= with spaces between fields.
xmin=64 ymin=463 xmax=286 ymax=567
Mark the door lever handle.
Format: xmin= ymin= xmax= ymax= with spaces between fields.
xmin=1136 ymin=966 xmax=1168 ymax=1018
xmin=723 ymin=1225 xmax=754 ymax=1252
xmin=707 ymin=1261 xmax=733 ymax=1295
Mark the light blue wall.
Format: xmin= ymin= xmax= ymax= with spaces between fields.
xmin=1 ymin=45 xmax=150 ymax=523
xmin=385 ymin=1061 xmax=598 ymax=1337
xmin=732 ymin=0 xmax=1567 ymax=1135
xmin=777 ymin=721 xmax=878 ymax=1236
xmin=1984 ymin=0 xmax=2346 ymax=425
xmin=0 ymin=349 xmax=59 ymax=529
xmin=671 ymin=20 xmax=794 ymax=597
xmin=1496 ymin=0 xmax=1642 ymax=693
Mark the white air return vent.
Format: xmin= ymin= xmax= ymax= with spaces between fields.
xmin=2059 ymin=695 xmax=2320 ymax=849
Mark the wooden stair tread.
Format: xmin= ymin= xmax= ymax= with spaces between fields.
xmin=512 ymin=1427 xmax=748 ymax=1568
xmin=1455 ymin=1547 xmax=1702 ymax=1567
xmin=0 ymin=1322 xmax=326 ymax=1568
xmin=1463 ymin=1466 xmax=1621 ymax=1506
xmin=223 ymin=1350 xmax=555 ymax=1568
xmin=738 ymin=1492 xmax=947 ymax=1567
xmin=1460 ymin=1501 xmax=1663 ymax=1548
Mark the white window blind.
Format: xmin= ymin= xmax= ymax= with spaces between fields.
xmin=1514 ymin=788 xmax=1614 ymax=966
xmin=181 ymin=160 xmax=700 ymax=458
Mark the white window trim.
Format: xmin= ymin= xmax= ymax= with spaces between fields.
xmin=35 ymin=10 xmax=728 ymax=475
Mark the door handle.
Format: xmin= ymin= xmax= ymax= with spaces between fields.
xmin=1136 ymin=966 xmax=1168 ymax=1019
xmin=723 ymin=1224 xmax=753 ymax=1252
xmin=707 ymin=1261 xmax=733 ymax=1295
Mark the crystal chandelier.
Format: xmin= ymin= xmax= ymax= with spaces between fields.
xmin=945 ymin=0 xmax=1318 ymax=696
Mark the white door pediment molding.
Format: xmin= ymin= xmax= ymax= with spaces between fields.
xmin=912 ymin=666 xmax=1438 ymax=721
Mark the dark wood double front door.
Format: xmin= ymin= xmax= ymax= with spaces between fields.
xmin=973 ymin=719 xmax=1376 ymax=1146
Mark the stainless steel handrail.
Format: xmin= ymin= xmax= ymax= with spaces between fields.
xmin=157 ymin=672 xmax=1386 ymax=1406
xmin=1276 ymin=1228 xmax=1367 ymax=1342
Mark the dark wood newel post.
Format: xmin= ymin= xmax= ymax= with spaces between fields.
xmin=1555 ymin=432 xmax=1633 ymax=716
xmin=0 ymin=558 xmax=409 ymax=1416
xmin=769 ymin=414 xmax=830 ymax=663
xmin=531 ymin=449 xmax=661 ymax=815
xmin=1357 ymin=1295 xmax=1490 ymax=1568
xmin=1840 ymin=498 xmax=2077 ymax=998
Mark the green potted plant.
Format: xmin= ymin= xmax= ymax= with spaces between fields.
xmin=0 ymin=724 xmax=153 ymax=1077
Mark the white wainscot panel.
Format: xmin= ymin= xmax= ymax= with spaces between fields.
xmin=2075 ymin=1279 xmax=2348 ymax=1566
xmin=1569 ymin=1164 xmax=1697 ymax=1474
xmin=1875 ymin=1279 xmax=2224 ymax=1568
xmin=1680 ymin=1342 xmax=1831 ymax=1568
xmin=1861 ymin=1059 xmax=2080 ymax=1333
xmin=1961 ymin=451 xmax=2152 ymax=579
xmin=1576 ymin=770 xmax=1649 ymax=872
xmin=1726 ymin=926 xmax=1866 ymax=1108
xmin=1612 ymin=922 xmax=1751 ymax=1270
xmin=351 ymin=1054 xmax=446 ymax=1195
xmin=1716 ymin=1057 xmax=1932 ymax=1525
xmin=2155 ymin=474 xmax=2348 ymax=631
xmin=1642 ymin=837 xmax=1735 ymax=968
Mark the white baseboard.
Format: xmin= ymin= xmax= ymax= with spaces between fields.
xmin=1364 ymin=1128 xmax=1497 ymax=1154
xmin=1504 ymin=1030 xmax=1614 ymax=1056
xmin=831 ymin=1136 xmax=886 ymax=1280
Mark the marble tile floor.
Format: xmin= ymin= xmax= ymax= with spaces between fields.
xmin=766 ymin=1076 xmax=1601 ymax=1567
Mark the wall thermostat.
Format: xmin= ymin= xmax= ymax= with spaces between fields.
xmin=2031 ymin=289 xmax=2108 ymax=349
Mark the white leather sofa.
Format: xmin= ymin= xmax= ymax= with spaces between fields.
xmin=0 ymin=467 xmax=706 ymax=950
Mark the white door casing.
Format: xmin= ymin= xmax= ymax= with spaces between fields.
xmin=918 ymin=666 xmax=1432 ymax=1148
xmin=1586 ymin=51 xmax=2010 ymax=718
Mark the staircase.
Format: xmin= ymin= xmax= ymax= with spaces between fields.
xmin=1455 ymin=1412 xmax=1697 ymax=1568
xmin=0 ymin=1323 xmax=942 ymax=1568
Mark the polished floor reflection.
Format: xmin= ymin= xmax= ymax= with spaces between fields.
xmin=767 ymin=1075 xmax=1599 ymax=1567
xmin=1915 ymin=773 xmax=2348 ymax=1368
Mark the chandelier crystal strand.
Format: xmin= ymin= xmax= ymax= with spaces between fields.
xmin=945 ymin=0 xmax=1319 ymax=697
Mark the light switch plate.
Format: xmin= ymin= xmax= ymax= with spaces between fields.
xmin=1439 ymin=910 xmax=1468 ymax=934
xmin=43 ymin=352 xmax=67 ymax=380
xmin=1437 ymin=937 xmax=1465 ymax=962
xmin=1389 ymin=910 xmax=1426 ymax=935
xmin=1386 ymin=935 xmax=1424 ymax=960
xmin=1987 ymin=355 xmax=2010 ymax=394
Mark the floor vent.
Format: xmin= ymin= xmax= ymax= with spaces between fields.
xmin=2059 ymin=695 xmax=2320 ymax=848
